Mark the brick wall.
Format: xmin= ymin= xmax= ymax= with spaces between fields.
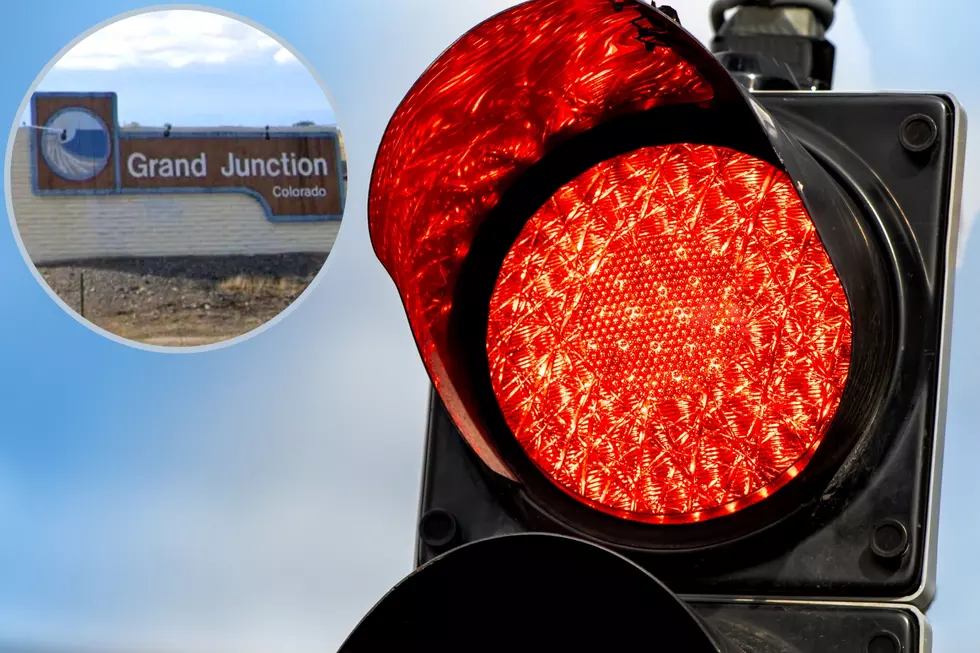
xmin=9 ymin=127 xmax=342 ymax=265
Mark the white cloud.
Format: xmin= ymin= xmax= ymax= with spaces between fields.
xmin=54 ymin=10 xmax=301 ymax=71
xmin=273 ymin=47 xmax=298 ymax=64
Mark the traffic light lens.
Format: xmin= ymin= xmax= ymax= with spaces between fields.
xmin=486 ymin=143 xmax=853 ymax=524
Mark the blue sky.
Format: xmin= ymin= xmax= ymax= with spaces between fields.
xmin=21 ymin=10 xmax=336 ymax=128
xmin=0 ymin=2 xmax=978 ymax=653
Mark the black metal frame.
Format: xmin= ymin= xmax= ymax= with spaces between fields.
xmin=419 ymin=92 xmax=957 ymax=601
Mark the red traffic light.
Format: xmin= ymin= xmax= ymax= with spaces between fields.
xmin=369 ymin=0 xmax=961 ymax=617
xmin=369 ymin=0 xmax=858 ymax=525
xmin=359 ymin=2 xmax=963 ymax=649
xmin=485 ymin=142 xmax=851 ymax=525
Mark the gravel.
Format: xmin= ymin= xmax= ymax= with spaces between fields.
xmin=37 ymin=253 xmax=328 ymax=345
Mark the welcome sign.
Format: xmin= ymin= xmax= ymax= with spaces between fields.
xmin=30 ymin=92 xmax=345 ymax=222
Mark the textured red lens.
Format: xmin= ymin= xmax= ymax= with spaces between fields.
xmin=369 ymin=0 xmax=714 ymax=478
xmin=487 ymin=144 xmax=852 ymax=524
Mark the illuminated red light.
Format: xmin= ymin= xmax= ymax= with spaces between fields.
xmin=369 ymin=0 xmax=714 ymax=478
xmin=486 ymin=144 xmax=852 ymax=524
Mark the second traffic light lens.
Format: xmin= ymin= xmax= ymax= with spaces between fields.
xmin=486 ymin=143 xmax=852 ymax=524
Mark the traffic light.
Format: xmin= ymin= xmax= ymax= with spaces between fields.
xmin=343 ymin=0 xmax=965 ymax=650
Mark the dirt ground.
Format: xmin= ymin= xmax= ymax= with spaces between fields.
xmin=38 ymin=254 xmax=327 ymax=347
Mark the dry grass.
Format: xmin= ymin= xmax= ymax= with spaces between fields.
xmin=217 ymin=274 xmax=309 ymax=297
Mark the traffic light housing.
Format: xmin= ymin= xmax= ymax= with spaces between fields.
xmin=414 ymin=90 xmax=962 ymax=603
xmin=346 ymin=0 xmax=965 ymax=650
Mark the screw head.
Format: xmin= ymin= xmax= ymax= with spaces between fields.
xmin=867 ymin=630 xmax=902 ymax=653
xmin=870 ymin=519 xmax=910 ymax=561
xmin=899 ymin=114 xmax=938 ymax=153
xmin=419 ymin=509 xmax=459 ymax=549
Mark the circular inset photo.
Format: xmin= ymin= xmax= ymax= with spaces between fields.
xmin=7 ymin=8 xmax=346 ymax=349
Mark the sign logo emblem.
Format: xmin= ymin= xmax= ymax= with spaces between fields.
xmin=40 ymin=107 xmax=111 ymax=182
